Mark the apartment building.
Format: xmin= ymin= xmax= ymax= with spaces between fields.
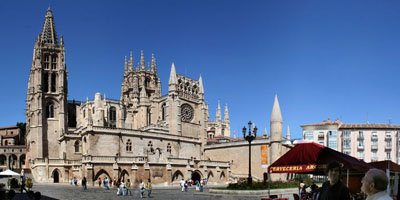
xmin=302 ymin=119 xmax=400 ymax=163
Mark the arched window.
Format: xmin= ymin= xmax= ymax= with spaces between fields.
xmin=167 ymin=143 xmax=171 ymax=154
xmin=46 ymin=103 xmax=54 ymax=118
xmin=5 ymin=141 xmax=8 ymax=146
xmin=147 ymin=107 xmax=151 ymax=126
xmin=145 ymin=78 xmax=151 ymax=87
xmin=161 ymin=103 xmax=166 ymax=121
xmin=74 ymin=141 xmax=80 ymax=153
xmin=51 ymin=55 xmax=57 ymax=69
xmin=126 ymin=139 xmax=132 ymax=152
xmin=109 ymin=107 xmax=116 ymax=122
xmin=51 ymin=73 xmax=56 ymax=92
xmin=43 ymin=73 xmax=49 ymax=92
xmin=148 ymin=141 xmax=154 ymax=153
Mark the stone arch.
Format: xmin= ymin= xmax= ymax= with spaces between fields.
xmin=207 ymin=171 xmax=215 ymax=182
xmin=0 ymin=154 xmax=6 ymax=166
xmin=51 ymin=168 xmax=62 ymax=183
xmin=120 ymin=169 xmax=129 ymax=181
xmin=220 ymin=171 xmax=226 ymax=181
xmin=191 ymin=170 xmax=203 ymax=183
xmin=8 ymin=154 xmax=17 ymax=170
xmin=172 ymin=170 xmax=184 ymax=183
xmin=94 ymin=169 xmax=111 ymax=181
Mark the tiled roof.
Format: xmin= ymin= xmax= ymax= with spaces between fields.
xmin=339 ymin=124 xmax=400 ymax=129
xmin=0 ymin=126 xmax=19 ymax=130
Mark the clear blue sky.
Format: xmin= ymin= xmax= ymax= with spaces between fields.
xmin=1 ymin=0 xmax=400 ymax=140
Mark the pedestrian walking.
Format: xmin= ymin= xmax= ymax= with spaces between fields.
xmin=82 ymin=177 xmax=87 ymax=190
xmin=180 ymin=178 xmax=185 ymax=192
xmin=98 ymin=178 xmax=102 ymax=187
xmin=200 ymin=179 xmax=204 ymax=192
xmin=184 ymin=180 xmax=188 ymax=192
xmin=116 ymin=179 xmax=121 ymax=195
xmin=20 ymin=176 xmax=26 ymax=193
xmin=125 ymin=179 xmax=132 ymax=196
xmin=146 ymin=179 xmax=152 ymax=198
xmin=121 ymin=180 xmax=126 ymax=196
xmin=73 ymin=177 xmax=78 ymax=186
xmin=104 ymin=177 xmax=110 ymax=190
xmin=140 ymin=179 xmax=145 ymax=199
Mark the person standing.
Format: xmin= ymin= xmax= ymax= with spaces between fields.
xmin=140 ymin=179 xmax=145 ymax=199
xmin=125 ymin=179 xmax=132 ymax=196
xmin=73 ymin=177 xmax=77 ymax=186
xmin=361 ymin=168 xmax=392 ymax=200
xmin=146 ymin=179 xmax=152 ymax=198
xmin=199 ymin=179 xmax=204 ymax=192
xmin=98 ymin=178 xmax=102 ymax=187
xmin=20 ymin=176 xmax=26 ymax=193
xmin=104 ymin=177 xmax=109 ymax=190
xmin=318 ymin=161 xmax=350 ymax=200
xmin=180 ymin=178 xmax=185 ymax=192
xmin=184 ymin=180 xmax=188 ymax=192
xmin=82 ymin=177 xmax=87 ymax=190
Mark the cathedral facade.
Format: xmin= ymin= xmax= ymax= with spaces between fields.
xmin=25 ymin=8 xmax=230 ymax=184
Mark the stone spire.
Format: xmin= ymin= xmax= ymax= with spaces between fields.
xmin=124 ymin=56 xmax=128 ymax=75
xmin=216 ymin=101 xmax=221 ymax=122
xmin=151 ymin=54 xmax=157 ymax=73
xmin=264 ymin=127 xmax=268 ymax=137
xmin=270 ymin=94 xmax=282 ymax=123
xmin=286 ymin=125 xmax=291 ymax=140
xmin=40 ymin=7 xmax=58 ymax=45
xmin=199 ymin=75 xmax=204 ymax=94
xmin=140 ymin=50 xmax=145 ymax=70
xmin=129 ymin=51 xmax=133 ymax=71
xmin=224 ymin=104 xmax=230 ymax=123
xmin=233 ymin=131 xmax=237 ymax=139
xmin=168 ymin=62 xmax=177 ymax=85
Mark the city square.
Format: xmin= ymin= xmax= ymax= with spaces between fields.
xmin=1 ymin=1 xmax=400 ymax=200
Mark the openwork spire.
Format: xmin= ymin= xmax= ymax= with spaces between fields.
xmin=140 ymin=50 xmax=145 ymax=70
xmin=151 ymin=54 xmax=157 ymax=73
xmin=40 ymin=7 xmax=58 ymax=45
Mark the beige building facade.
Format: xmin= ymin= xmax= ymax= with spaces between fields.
xmin=302 ymin=119 xmax=400 ymax=163
xmin=25 ymin=8 xmax=230 ymax=184
xmin=0 ymin=126 xmax=26 ymax=172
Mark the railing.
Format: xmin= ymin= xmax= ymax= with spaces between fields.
xmin=371 ymin=136 xmax=378 ymax=141
xmin=357 ymin=145 xmax=364 ymax=150
xmin=371 ymin=145 xmax=378 ymax=150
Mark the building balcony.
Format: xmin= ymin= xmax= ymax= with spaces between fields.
xmin=371 ymin=145 xmax=378 ymax=150
xmin=357 ymin=136 xmax=364 ymax=140
xmin=385 ymin=137 xmax=392 ymax=141
xmin=357 ymin=145 xmax=364 ymax=150
xmin=385 ymin=146 xmax=392 ymax=151
xmin=371 ymin=136 xmax=378 ymax=141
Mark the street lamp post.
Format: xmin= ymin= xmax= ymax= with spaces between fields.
xmin=242 ymin=121 xmax=257 ymax=185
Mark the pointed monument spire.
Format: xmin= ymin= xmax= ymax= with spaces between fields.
xmin=286 ymin=125 xmax=291 ymax=140
xmin=41 ymin=7 xmax=58 ymax=45
xmin=199 ymin=75 xmax=204 ymax=94
xmin=270 ymin=94 xmax=282 ymax=122
xmin=169 ymin=62 xmax=177 ymax=85
xmin=264 ymin=127 xmax=268 ymax=136
xmin=129 ymin=51 xmax=133 ymax=71
xmin=151 ymin=53 xmax=157 ymax=73
xmin=140 ymin=50 xmax=145 ymax=70
xmin=124 ymin=56 xmax=128 ymax=74
xmin=233 ymin=131 xmax=237 ymax=139
xmin=216 ymin=100 xmax=221 ymax=122
xmin=224 ymin=104 xmax=230 ymax=123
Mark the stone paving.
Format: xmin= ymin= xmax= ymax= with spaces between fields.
xmin=8 ymin=183 xmax=294 ymax=200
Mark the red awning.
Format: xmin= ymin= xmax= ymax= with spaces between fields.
xmin=268 ymin=142 xmax=372 ymax=174
xmin=369 ymin=160 xmax=400 ymax=173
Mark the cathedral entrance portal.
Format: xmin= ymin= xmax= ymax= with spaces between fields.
xmin=191 ymin=171 xmax=201 ymax=184
xmin=53 ymin=170 xmax=59 ymax=183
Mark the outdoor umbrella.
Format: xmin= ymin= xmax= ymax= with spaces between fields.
xmin=0 ymin=169 xmax=21 ymax=176
xmin=268 ymin=142 xmax=373 ymax=174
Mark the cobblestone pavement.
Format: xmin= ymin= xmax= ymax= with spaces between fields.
xmin=11 ymin=183 xmax=293 ymax=200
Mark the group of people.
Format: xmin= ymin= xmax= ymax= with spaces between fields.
xmin=69 ymin=176 xmax=152 ymax=198
xmin=299 ymin=161 xmax=393 ymax=200
xmin=180 ymin=178 xmax=206 ymax=192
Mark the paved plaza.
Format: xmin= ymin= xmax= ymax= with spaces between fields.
xmin=9 ymin=183 xmax=294 ymax=200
